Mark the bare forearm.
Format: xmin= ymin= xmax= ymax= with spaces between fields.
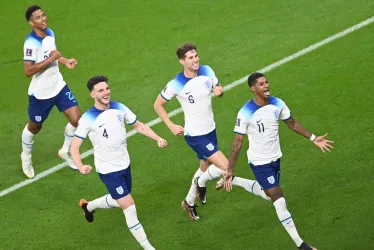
xmin=70 ymin=146 xmax=84 ymax=168
xmin=228 ymin=139 xmax=243 ymax=171
xmin=288 ymin=120 xmax=312 ymax=139
xmin=154 ymin=104 xmax=173 ymax=127
xmin=24 ymin=57 xmax=55 ymax=77
xmin=136 ymin=123 xmax=161 ymax=141
xmin=58 ymin=57 xmax=68 ymax=65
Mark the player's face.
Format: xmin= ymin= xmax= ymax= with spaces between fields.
xmin=251 ymin=76 xmax=270 ymax=99
xmin=91 ymin=82 xmax=111 ymax=105
xmin=180 ymin=50 xmax=199 ymax=72
xmin=29 ymin=9 xmax=48 ymax=30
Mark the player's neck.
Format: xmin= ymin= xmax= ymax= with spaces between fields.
xmin=183 ymin=69 xmax=198 ymax=78
xmin=253 ymin=96 xmax=269 ymax=106
xmin=94 ymin=102 xmax=110 ymax=111
xmin=33 ymin=28 xmax=47 ymax=38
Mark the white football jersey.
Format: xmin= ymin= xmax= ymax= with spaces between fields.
xmin=161 ymin=65 xmax=219 ymax=136
xmin=23 ymin=28 xmax=66 ymax=99
xmin=234 ymin=96 xmax=291 ymax=165
xmin=74 ymin=101 xmax=137 ymax=174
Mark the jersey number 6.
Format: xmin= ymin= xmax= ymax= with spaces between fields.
xmin=188 ymin=95 xmax=195 ymax=104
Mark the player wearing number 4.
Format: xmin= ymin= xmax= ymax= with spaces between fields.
xmin=21 ymin=5 xmax=81 ymax=179
xmin=218 ymin=72 xmax=334 ymax=250
xmin=70 ymin=76 xmax=167 ymax=250
xmin=154 ymin=43 xmax=228 ymax=220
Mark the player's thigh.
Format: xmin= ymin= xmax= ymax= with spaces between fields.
xmin=206 ymin=150 xmax=228 ymax=170
xmin=55 ymin=85 xmax=81 ymax=126
xmin=250 ymin=159 xmax=281 ymax=191
xmin=28 ymin=95 xmax=55 ymax=130
xmin=99 ymin=167 xmax=133 ymax=209
xmin=63 ymin=106 xmax=81 ymax=127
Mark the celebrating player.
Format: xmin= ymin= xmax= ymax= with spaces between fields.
xmin=223 ymin=72 xmax=334 ymax=250
xmin=71 ymin=75 xmax=167 ymax=250
xmin=21 ymin=5 xmax=81 ymax=178
xmin=154 ymin=43 xmax=230 ymax=220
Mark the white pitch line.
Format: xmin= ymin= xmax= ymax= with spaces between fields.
xmin=1 ymin=16 xmax=373 ymax=198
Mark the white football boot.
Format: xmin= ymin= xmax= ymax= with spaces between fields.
xmin=58 ymin=148 xmax=78 ymax=170
xmin=21 ymin=153 xmax=35 ymax=179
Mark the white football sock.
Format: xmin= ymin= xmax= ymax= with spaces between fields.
xmin=185 ymin=168 xmax=204 ymax=206
xmin=124 ymin=205 xmax=155 ymax=250
xmin=273 ymin=197 xmax=303 ymax=247
xmin=62 ymin=123 xmax=76 ymax=150
xmin=21 ymin=124 xmax=34 ymax=156
xmin=87 ymin=194 xmax=120 ymax=212
xmin=232 ymin=177 xmax=271 ymax=201
xmin=197 ymin=164 xmax=224 ymax=187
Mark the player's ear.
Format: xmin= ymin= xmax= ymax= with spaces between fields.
xmin=90 ymin=91 xmax=95 ymax=99
xmin=179 ymin=58 xmax=185 ymax=66
xmin=250 ymin=85 xmax=256 ymax=92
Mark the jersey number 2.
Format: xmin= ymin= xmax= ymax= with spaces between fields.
xmin=103 ymin=129 xmax=109 ymax=138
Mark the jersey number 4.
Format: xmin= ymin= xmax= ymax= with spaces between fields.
xmin=103 ymin=128 xmax=109 ymax=138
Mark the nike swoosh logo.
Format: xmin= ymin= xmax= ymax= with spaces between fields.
xmin=185 ymin=91 xmax=192 ymax=95
xmin=44 ymin=50 xmax=48 ymax=53
xmin=99 ymin=124 xmax=105 ymax=127
xmin=256 ymin=119 xmax=262 ymax=123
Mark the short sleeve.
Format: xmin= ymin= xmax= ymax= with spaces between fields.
xmin=280 ymin=102 xmax=291 ymax=120
xmin=74 ymin=117 xmax=91 ymax=139
xmin=160 ymin=80 xmax=179 ymax=101
xmin=124 ymin=106 xmax=137 ymax=125
xmin=23 ymin=40 xmax=37 ymax=62
xmin=233 ymin=109 xmax=250 ymax=135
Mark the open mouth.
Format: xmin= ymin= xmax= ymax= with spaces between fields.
xmin=102 ymin=96 xmax=110 ymax=100
xmin=264 ymin=90 xmax=270 ymax=96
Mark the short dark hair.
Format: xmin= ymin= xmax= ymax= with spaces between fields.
xmin=176 ymin=43 xmax=197 ymax=59
xmin=25 ymin=5 xmax=41 ymax=21
xmin=248 ymin=72 xmax=265 ymax=87
xmin=87 ymin=75 xmax=108 ymax=91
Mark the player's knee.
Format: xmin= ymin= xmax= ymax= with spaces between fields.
xmin=69 ymin=119 xmax=79 ymax=127
xmin=265 ymin=186 xmax=283 ymax=202
xmin=28 ymin=123 xmax=42 ymax=134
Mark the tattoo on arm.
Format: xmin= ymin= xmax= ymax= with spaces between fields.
xmin=228 ymin=135 xmax=244 ymax=171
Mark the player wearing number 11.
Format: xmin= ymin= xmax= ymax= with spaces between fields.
xmin=222 ymin=72 xmax=334 ymax=250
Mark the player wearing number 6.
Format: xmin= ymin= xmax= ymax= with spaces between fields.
xmin=154 ymin=43 xmax=228 ymax=220
xmin=70 ymin=76 xmax=167 ymax=250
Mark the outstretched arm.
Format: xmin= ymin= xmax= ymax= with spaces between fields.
xmin=132 ymin=120 xmax=168 ymax=148
xmin=284 ymin=117 xmax=334 ymax=152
